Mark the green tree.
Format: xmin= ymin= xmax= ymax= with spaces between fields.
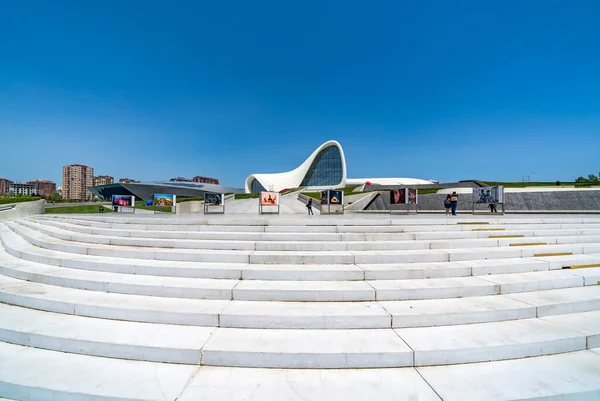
xmin=575 ymin=176 xmax=589 ymax=183
xmin=588 ymin=174 xmax=600 ymax=183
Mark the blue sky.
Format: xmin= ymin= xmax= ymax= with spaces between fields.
xmin=1 ymin=0 xmax=599 ymax=187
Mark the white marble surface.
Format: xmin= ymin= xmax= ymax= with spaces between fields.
xmin=178 ymin=366 xmax=442 ymax=401
xmin=0 ymin=342 xmax=197 ymax=400
xmin=418 ymin=349 xmax=600 ymax=401
xmin=202 ymin=328 xmax=413 ymax=368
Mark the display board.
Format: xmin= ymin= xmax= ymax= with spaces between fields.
xmin=471 ymin=186 xmax=505 ymax=215
xmin=153 ymin=193 xmax=176 ymax=214
xmin=389 ymin=188 xmax=418 ymax=214
xmin=204 ymin=192 xmax=225 ymax=214
xmin=473 ymin=186 xmax=503 ymax=204
xmin=259 ymin=191 xmax=280 ymax=214
xmin=321 ymin=189 xmax=344 ymax=214
xmin=111 ymin=195 xmax=136 ymax=213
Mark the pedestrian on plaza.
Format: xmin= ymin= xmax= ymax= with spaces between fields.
xmin=306 ymin=198 xmax=314 ymax=216
xmin=450 ymin=192 xmax=459 ymax=216
xmin=444 ymin=194 xmax=452 ymax=215
xmin=99 ymin=205 xmax=104 ymax=214
xmin=488 ymin=203 xmax=497 ymax=213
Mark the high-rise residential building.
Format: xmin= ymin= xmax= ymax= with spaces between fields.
xmin=0 ymin=178 xmax=12 ymax=195
xmin=192 ymin=176 xmax=219 ymax=185
xmin=119 ymin=178 xmax=139 ymax=184
xmin=93 ymin=175 xmax=114 ymax=186
xmin=8 ymin=183 xmax=36 ymax=196
xmin=27 ymin=180 xmax=57 ymax=197
xmin=62 ymin=164 xmax=94 ymax=201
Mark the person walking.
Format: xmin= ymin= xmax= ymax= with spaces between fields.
xmin=444 ymin=194 xmax=452 ymax=215
xmin=450 ymin=191 xmax=459 ymax=216
xmin=306 ymin=198 xmax=314 ymax=216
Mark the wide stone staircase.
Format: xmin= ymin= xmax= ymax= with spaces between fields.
xmin=1 ymin=213 xmax=600 ymax=400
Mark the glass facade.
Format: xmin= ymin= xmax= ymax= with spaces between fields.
xmin=300 ymin=145 xmax=343 ymax=187
xmin=250 ymin=179 xmax=266 ymax=193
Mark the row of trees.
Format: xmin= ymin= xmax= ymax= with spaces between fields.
xmin=575 ymin=173 xmax=600 ymax=183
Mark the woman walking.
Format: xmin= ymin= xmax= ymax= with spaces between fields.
xmin=306 ymin=198 xmax=314 ymax=216
xmin=450 ymin=191 xmax=459 ymax=216
xmin=444 ymin=194 xmax=452 ymax=215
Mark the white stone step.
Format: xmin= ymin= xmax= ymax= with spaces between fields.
xmin=569 ymin=267 xmax=600 ymax=286
xmin=506 ymin=285 xmax=600 ymax=317
xmin=177 ymin=366 xmax=442 ymax=401
xmin=4 ymin=222 xmax=253 ymax=263
xmin=380 ymin=295 xmax=537 ymax=328
xmin=417 ymin=348 xmax=600 ymax=401
xmin=360 ymin=261 xmax=473 ymax=280
xmin=219 ymin=301 xmax=391 ymax=329
xmin=0 ymin=303 xmax=214 ymax=363
xmin=542 ymin=310 xmax=600 ymax=348
xmin=201 ymin=328 xmax=413 ymax=368
xmin=232 ymin=280 xmax=375 ymax=301
xmin=479 ymin=270 xmax=584 ymax=293
xmin=370 ymin=277 xmax=500 ymax=300
xmin=395 ymin=317 xmax=587 ymax=366
xmin=0 ymin=342 xmax=197 ymax=400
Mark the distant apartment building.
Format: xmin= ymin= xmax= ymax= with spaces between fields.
xmin=27 ymin=180 xmax=57 ymax=197
xmin=169 ymin=177 xmax=192 ymax=182
xmin=168 ymin=176 xmax=219 ymax=184
xmin=93 ymin=175 xmax=114 ymax=186
xmin=8 ymin=183 xmax=36 ymax=196
xmin=193 ymin=176 xmax=219 ymax=185
xmin=62 ymin=164 xmax=94 ymax=201
xmin=119 ymin=178 xmax=139 ymax=184
xmin=0 ymin=178 xmax=12 ymax=195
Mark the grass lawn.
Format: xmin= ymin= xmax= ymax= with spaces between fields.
xmin=46 ymin=204 xmax=113 ymax=214
xmin=0 ymin=196 xmax=42 ymax=205
xmin=134 ymin=201 xmax=173 ymax=212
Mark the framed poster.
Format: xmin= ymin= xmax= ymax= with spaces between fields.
xmin=154 ymin=194 xmax=176 ymax=206
xmin=205 ymin=193 xmax=224 ymax=206
xmin=328 ymin=190 xmax=343 ymax=205
xmin=407 ymin=188 xmax=418 ymax=204
xmin=473 ymin=186 xmax=503 ymax=204
xmin=112 ymin=195 xmax=135 ymax=207
xmin=320 ymin=190 xmax=328 ymax=205
xmin=260 ymin=191 xmax=279 ymax=206
xmin=390 ymin=188 xmax=406 ymax=205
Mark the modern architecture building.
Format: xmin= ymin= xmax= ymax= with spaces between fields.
xmin=93 ymin=175 xmax=114 ymax=187
xmin=245 ymin=140 xmax=435 ymax=193
xmin=8 ymin=183 xmax=36 ymax=196
xmin=0 ymin=178 xmax=12 ymax=195
xmin=27 ymin=180 xmax=57 ymax=197
xmin=89 ymin=181 xmax=243 ymax=201
xmin=62 ymin=164 xmax=94 ymax=201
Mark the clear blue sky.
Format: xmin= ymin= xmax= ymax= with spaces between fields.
xmin=1 ymin=0 xmax=599 ymax=187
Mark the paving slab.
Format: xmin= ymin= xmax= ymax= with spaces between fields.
xmin=380 ymin=295 xmax=536 ymax=328
xmin=220 ymin=301 xmax=390 ymax=329
xmin=418 ymin=349 xmax=600 ymax=401
xmin=0 ymin=342 xmax=197 ymax=401
xmin=178 ymin=366 xmax=442 ymax=401
xmin=479 ymin=270 xmax=584 ymax=293
xmin=0 ymin=304 xmax=214 ymax=363
xmin=542 ymin=310 xmax=600 ymax=348
xmin=396 ymin=317 xmax=586 ymax=366
xmin=507 ymin=286 xmax=600 ymax=317
xmin=370 ymin=276 xmax=500 ymax=300
xmin=201 ymin=328 xmax=412 ymax=368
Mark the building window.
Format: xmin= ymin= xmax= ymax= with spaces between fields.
xmin=250 ymin=179 xmax=266 ymax=194
xmin=300 ymin=145 xmax=343 ymax=187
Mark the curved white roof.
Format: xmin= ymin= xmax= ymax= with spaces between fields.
xmin=346 ymin=178 xmax=435 ymax=186
xmin=245 ymin=140 xmax=347 ymax=193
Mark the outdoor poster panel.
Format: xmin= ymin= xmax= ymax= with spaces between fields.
xmin=328 ymin=190 xmax=343 ymax=205
xmin=390 ymin=188 xmax=406 ymax=205
xmin=112 ymin=195 xmax=135 ymax=207
xmin=320 ymin=191 xmax=328 ymax=205
xmin=261 ymin=191 xmax=279 ymax=206
xmin=205 ymin=193 xmax=224 ymax=206
xmin=407 ymin=188 xmax=418 ymax=204
xmin=154 ymin=194 xmax=176 ymax=206
xmin=473 ymin=186 xmax=503 ymax=204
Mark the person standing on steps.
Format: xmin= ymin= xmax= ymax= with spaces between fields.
xmin=444 ymin=194 xmax=452 ymax=215
xmin=450 ymin=191 xmax=459 ymax=216
xmin=306 ymin=198 xmax=314 ymax=216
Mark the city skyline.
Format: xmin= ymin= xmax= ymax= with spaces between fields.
xmin=1 ymin=1 xmax=599 ymax=186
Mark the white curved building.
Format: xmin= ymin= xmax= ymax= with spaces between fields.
xmin=245 ymin=140 xmax=435 ymax=193
xmin=245 ymin=140 xmax=347 ymax=193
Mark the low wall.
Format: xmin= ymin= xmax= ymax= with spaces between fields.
xmin=364 ymin=190 xmax=600 ymax=213
xmin=176 ymin=201 xmax=204 ymax=214
xmin=0 ymin=199 xmax=46 ymax=221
